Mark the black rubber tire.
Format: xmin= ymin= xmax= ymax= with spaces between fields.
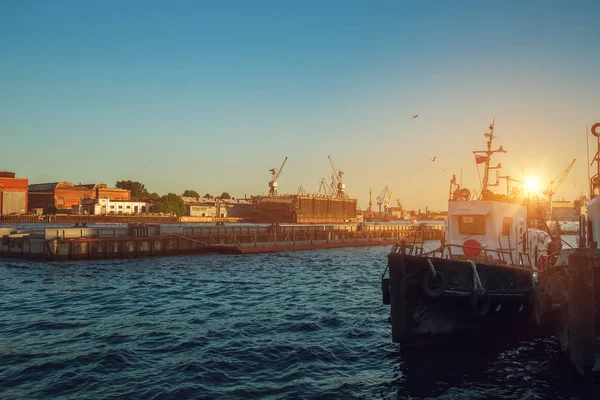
xmin=421 ymin=270 xmax=447 ymax=298
xmin=381 ymin=277 xmax=390 ymax=305
xmin=469 ymin=292 xmax=491 ymax=317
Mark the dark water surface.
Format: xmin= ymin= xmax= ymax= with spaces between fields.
xmin=0 ymin=245 xmax=591 ymax=399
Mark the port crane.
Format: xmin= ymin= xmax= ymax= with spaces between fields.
xmin=268 ymin=156 xmax=288 ymax=197
xmin=297 ymin=185 xmax=307 ymax=196
xmin=543 ymin=158 xmax=576 ymax=220
xmin=376 ymin=186 xmax=394 ymax=215
xmin=328 ymin=156 xmax=347 ymax=198
xmin=317 ymin=178 xmax=335 ymax=197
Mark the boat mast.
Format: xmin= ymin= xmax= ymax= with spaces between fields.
xmin=473 ymin=119 xmax=506 ymax=193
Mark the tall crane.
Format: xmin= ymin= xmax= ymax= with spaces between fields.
xmin=543 ymin=158 xmax=576 ymax=220
xmin=268 ymin=156 xmax=288 ymax=197
xmin=297 ymin=185 xmax=307 ymax=196
xmin=328 ymin=155 xmax=347 ymax=198
xmin=317 ymin=178 xmax=334 ymax=197
xmin=376 ymin=186 xmax=394 ymax=215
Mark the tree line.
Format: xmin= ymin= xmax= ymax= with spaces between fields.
xmin=115 ymin=180 xmax=232 ymax=216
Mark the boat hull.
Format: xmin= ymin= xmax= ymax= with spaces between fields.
xmin=538 ymin=248 xmax=600 ymax=380
xmin=387 ymin=251 xmax=536 ymax=345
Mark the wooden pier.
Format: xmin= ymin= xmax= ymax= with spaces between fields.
xmin=0 ymin=223 xmax=444 ymax=261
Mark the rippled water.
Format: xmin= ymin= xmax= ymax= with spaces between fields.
xmin=0 ymin=243 xmax=593 ymax=399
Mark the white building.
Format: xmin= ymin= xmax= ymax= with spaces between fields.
xmin=74 ymin=198 xmax=150 ymax=215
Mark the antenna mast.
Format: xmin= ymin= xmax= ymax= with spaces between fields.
xmin=473 ymin=119 xmax=506 ymax=193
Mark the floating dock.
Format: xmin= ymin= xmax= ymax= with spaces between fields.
xmin=0 ymin=223 xmax=443 ymax=261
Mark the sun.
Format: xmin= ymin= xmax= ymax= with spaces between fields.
xmin=524 ymin=176 xmax=541 ymax=196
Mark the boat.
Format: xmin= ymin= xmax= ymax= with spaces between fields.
xmin=381 ymin=121 xmax=557 ymax=345
xmin=535 ymin=122 xmax=600 ymax=379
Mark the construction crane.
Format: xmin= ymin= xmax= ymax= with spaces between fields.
xmin=396 ymin=197 xmax=403 ymax=210
xmin=376 ymin=186 xmax=394 ymax=215
xmin=543 ymin=158 xmax=576 ymax=221
xmin=268 ymin=156 xmax=288 ymax=197
xmin=328 ymin=155 xmax=347 ymax=198
xmin=297 ymin=185 xmax=307 ymax=196
xmin=317 ymin=178 xmax=334 ymax=197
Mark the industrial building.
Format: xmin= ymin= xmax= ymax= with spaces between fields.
xmin=0 ymin=171 xmax=28 ymax=215
xmin=181 ymin=197 xmax=253 ymax=218
xmin=251 ymin=195 xmax=357 ymax=223
xmin=28 ymin=182 xmax=130 ymax=212
xmin=74 ymin=198 xmax=150 ymax=215
xmin=181 ymin=197 xmax=218 ymax=218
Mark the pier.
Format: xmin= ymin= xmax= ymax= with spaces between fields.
xmin=0 ymin=223 xmax=444 ymax=261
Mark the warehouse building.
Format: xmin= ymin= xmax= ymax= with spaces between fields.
xmin=29 ymin=182 xmax=130 ymax=212
xmin=0 ymin=171 xmax=28 ymax=215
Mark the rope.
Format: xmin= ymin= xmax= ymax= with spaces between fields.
xmin=468 ymin=260 xmax=485 ymax=295
xmin=427 ymin=258 xmax=437 ymax=278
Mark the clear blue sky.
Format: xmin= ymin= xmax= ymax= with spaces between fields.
xmin=2 ymin=0 xmax=599 ymax=210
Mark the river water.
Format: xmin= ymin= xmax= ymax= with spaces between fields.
xmin=0 ymin=241 xmax=592 ymax=399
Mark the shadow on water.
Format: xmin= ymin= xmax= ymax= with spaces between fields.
xmin=385 ymin=330 xmax=600 ymax=400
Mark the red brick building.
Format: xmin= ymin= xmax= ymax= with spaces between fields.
xmin=28 ymin=182 xmax=130 ymax=212
xmin=0 ymin=171 xmax=28 ymax=215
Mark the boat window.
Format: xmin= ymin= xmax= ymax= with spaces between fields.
xmin=458 ymin=215 xmax=486 ymax=235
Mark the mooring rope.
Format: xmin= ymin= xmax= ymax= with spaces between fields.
xmin=427 ymin=258 xmax=437 ymax=278
xmin=468 ymin=260 xmax=485 ymax=295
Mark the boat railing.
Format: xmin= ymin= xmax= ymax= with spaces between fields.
xmin=391 ymin=241 xmax=518 ymax=265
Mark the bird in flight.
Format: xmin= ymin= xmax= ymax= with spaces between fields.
xmin=430 ymin=156 xmax=436 ymax=162
xmin=412 ymin=114 xmax=419 ymax=119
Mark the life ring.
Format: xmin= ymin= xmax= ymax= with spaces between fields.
xmin=459 ymin=188 xmax=470 ymax=200
xmin=421 ymin=270 xmax=447 ymax=298
xmin=469 ymin=292 xmax=491 ymax=317
xmin=592 ymin=122 xmax=600 ymax=137
xmin=463 ymin=239 xmax=482 ymax=257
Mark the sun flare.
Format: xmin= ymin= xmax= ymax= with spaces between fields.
xmin=524 ymin=176 xmax=541 ymax=196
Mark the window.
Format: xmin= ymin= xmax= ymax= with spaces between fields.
xmin=118 ymin=205 xmax=123 ymax=209
xmin=458 ymin=215 xmax=486 ymax=235
xmin=110 ymin=205 xmax=115 ymax=209
xmin=126 ymin=205 xmax=131 ymax=209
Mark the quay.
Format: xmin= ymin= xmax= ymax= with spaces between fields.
xmin=0 ymin=223 xmax=443 ymax=261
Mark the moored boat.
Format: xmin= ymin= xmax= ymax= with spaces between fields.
xmin=382 ymin=121 xmax=556 ymax=345
xmin=535 ymin=122 xmax=600 ymax=379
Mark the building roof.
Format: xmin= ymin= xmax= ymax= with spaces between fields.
xmin=29 ymin=182 xmax=76 ymax=191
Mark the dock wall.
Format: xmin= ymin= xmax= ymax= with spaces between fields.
xmin=0 ymin=223 xmax=443 ymax=261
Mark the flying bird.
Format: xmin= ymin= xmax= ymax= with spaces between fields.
xmin=412 ymin=114 xmax=419 ymax=119
xmin=430 ymin=156 xmax=436 ymax=162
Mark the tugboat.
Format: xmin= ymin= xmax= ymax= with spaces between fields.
xmin=382 ymin=121 xmax=554 ymax=345
xmin=536 ymin=122 xmax=600 ymax=379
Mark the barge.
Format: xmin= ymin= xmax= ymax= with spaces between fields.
xmin=0 ymin=223 xmax=441 ymax=261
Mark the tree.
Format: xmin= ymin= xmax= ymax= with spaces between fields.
xmin=182 ymin=189 xmax=200 ymax=198
xmin=219 ymin=192 xmax=231 ymax=199
xmin=116 ymin=180 xmax=149 ymax=199
xmin=203 ymin=193 xmax=212 ymax=199
xmin=158 ymin=193 xmax=186 ymax=216
xmin=148 ymin=192 xmax=160 ymax=201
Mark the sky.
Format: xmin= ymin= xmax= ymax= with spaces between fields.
xmin=1 ymin=0 xmax=599 ymax=211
